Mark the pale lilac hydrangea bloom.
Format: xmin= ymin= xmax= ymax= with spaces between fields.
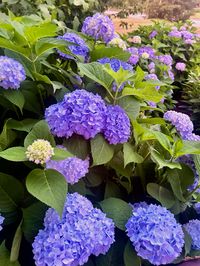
xmin=148 ymin=62 xmax=155 ymax=73
xmin=33 ymin=193 xmax=115 ymax=266
xmin=158 ymin=55 xmax=173 ymax=66
xmin=181 ymin=30 xmax=194 ymax=40
xmin=81 ymin=13 xmax=115 ymax=43
xmin=184 ymin=220 xmax=200 ymax=250
xmin=46 ymin=156 xmax=89 ymax=184
xmin=57 ymin=33 xmax=89 ymax=62
xmin=127 ymin=47 xmax=139 ymax=65
xmin=0 ymin=56 xmax=26 ymax=89
xmin=103 ymin=105 xmax=131 ymax=144
xmin=126 ymin=204 xmax=184 ymax=265
xmin=168 ymin=30 xmax=182 ymax=38
xmin=45 ymin=90 xmax=106 ymax=139
xmin=175 ymin=62 xmax=186 ymax=71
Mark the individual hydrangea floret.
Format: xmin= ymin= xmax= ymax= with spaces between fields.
xmin=46 ymin=156 xmax=89 ymax=184
xmin=108 ymin=37 xmax=127 ymax=50
xmin=81 ymin=13 xmax=115 ymax=43
xmin=103 ymin=105 xmax=131 ymax=144
xmin=126 ymin=204 xmax=184 ymax=265
xmin=127 ymin=47 xmax=139 ymax=65
xmin=130 ymin=36 xmax=141 ymax=44
xmin=0 ymin=56 xmax=26 ymax=90
xmin=184 ymin=220 xmax=200 ymax=250
xmin=0 ymin=214 xmax=4 ymax=231
xmin=26 ymin=139 xmax=54 ymax=165
xmin=45 ymin=90 xmax=106 ymax=139
xmin=149 ymin=30 xmax=158 ymax=39
xmin=168 ymin=30 xmax=182 ymax=38
xmin=164 ymin=111 xmax=194 ymax=138
xmin=98 ymin=58 xmax=132 ymax=72
xmin=33 ymin=193 xmax=115 ymax=266
xmin=138 ymin=46 xmax=155 ymax=59
xmin=57 ymin=33 xmax=89 ymax=62
xmin=175 ymin=62 xmax=186 ymax=71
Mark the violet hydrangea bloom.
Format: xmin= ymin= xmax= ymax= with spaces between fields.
xmin=164 ymin=110 xmax=194 ymax=138
xmin=175 ymin=62 xmax=186 ymax=71
xmin=81 ymin=13 xmax=115 ymax=43
xmin=33 ymin=193 xmax=115 ymax=266
xmin=148 ymin=62 xmax=155 ymax=73
xmin=0 ymin=56 xmax=26 ymax=90
xmin=45 ymin=90 xmax=106 ymax=139
xmin=127 ymin=47 xmax=139 ymax=65
xmin=103 ymin=105 xmax=131 ymax=144
xmin=57 ymin=33 xmax=89 ymax=62
xmin=126 ymin=204 xmax=184 ymax=265
xmin=98 ymin=58 xmax=132 ymax=72
xmin=181 ymin=30 xmax=193 ymax=40
xmin=138 ymin=46 xmax=155 ymax=59
xmin=158 ymin=55 xmax=173 ymax=66
xmin=0 ymin=214 xmax=4 ymax=231
xmin=149 ymin=30 xmax=157 ymax=39
xmin=184 ymin=220 xmax=200 ymax=250
xmin=46 ymin=156 xmax=89 ymax=184
xmin=168 ymin=30 xmax=182 ymax=38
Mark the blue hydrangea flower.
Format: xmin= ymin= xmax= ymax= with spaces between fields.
xmin=98 ymin=58 xmax=133 ymax=72
xmin=127 ymin=47 xmax=139 ymax=65
xmin=168 ymin=30 xmax=182 ymax=38
xmin=0 ymin=214 xmax=4 ymax=231
xmin=45 ymin=90 xmax=106 ymax=139
xmin=126 ymin=204 xmax=184 ymax=265
xmin=46 ymin=156 xmax=89 ymax=184
xmin=184 ymin=220 xmax=200 ymax=250
xmin=194 ymin=203 xmax=200 ymax=214
xmin=57 ymin=33 xmax=89 ymax=62
xmin=138 ymin=46 xmax=155 ymax=59
xmin=149 ymin=30 xmax=158 ymax=39
xmin=158 ymin=55 xmax=173 ymax=66
xmin=185 ymin=133 xmax=200 ymax=141
xmin=32 ymin=193 xmax=115 ymax=266
xmin=81 ymin=13 xmax=115 ymax=43
xmin=175 ymin=62 xmax=186 ymax=71
xmin=164 ymin=111 xmax=194 ymax=138
xmin=0 ymin=56 xmax=26 ymax=89
xmin=103 ymin=105 xmax=131 ymax=144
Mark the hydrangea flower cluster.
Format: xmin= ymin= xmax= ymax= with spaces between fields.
xmin=98 ymin=58 xmax=132 ymax=72
xmin=81 ymin=13 xmax=115 ymax=43
xmin=164 ymin=111 xmax=194 ymax=139
xmin=184 ymin=220 xmax=200 ymax=250
xmin=148 ymin=62 xmax=156 ymax=73
xmin=26 ymin=139 xmax=54 ymax=165
xmin=138 ymin=46 xmax=155 ymax=59
xmin=0 ymin=56 xmax=26 ymax=90
xmin=149 ymin=30 xmax=158 ymax=39
xmin=126 ymin=203 xmax=184 ymax=265
xmin=33 ymin=193 xmax=115 ymax=266
xmin=0 ymin=214 xmax=4 ymax=231
xmin=168 ymin=28 xmax=195 ymax=44
xmin=127 ymin=47 xmax=139 ymax=65
xmin=57 ymin=33 xmax=89 ymax=62
xmin=157 ymin=55 xmax=173 ymax=66
xmin=194 ymin=203 xmax=200 ymax=214
xmin=46 ymin=156 xmax=89 ymax=184
xmin=45 ymin=90 xmax=106 ymax=140
xmin=103 ymin=105 xmax=131 ymax=144
xmin=175 ymin=62 xmax=186 ymax=71
xmin=108 ymin=36 xmax=127 ymax=50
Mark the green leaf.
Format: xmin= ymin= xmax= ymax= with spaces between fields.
xmin=24 ymin=120 xmax=55 ymax=148
xmin=91 ymin=134 xmax=114 ymax=166
xmin=103 ymin=67 xmax=133 ymax=88
xmin=0 ymin=173 xmax=24 ymax=212
xmin=26 ymin=169 xmax=67 ymax=216
xmin=10 ymin=220 xmax=22 ymax=262
xmin=147 ymin=183 xmax=176 ymax=208
xmin=0 ymin=242 xmax=20 ymax=266
xmin=78 ymin=62 xmax=114 ymax=90
xmin=124 ymin=241 xmax=141 ymax=266
xmin=104 ymin=181 xmax=123 ymax=199
xmin=7 ymin=119 xmax=38 ymax=133
xmin=0 ymin=147 xmax=27 ymax=162
xmin=151 ymin=131 xmax=172 ymax=154
xmin=118 ymin=96 xmax=140 ymax=120
xmin=51 ymin=147 xmax=72 ymax=161
xmin=0 ymin=37 xmax=29 ymax=57
xmin=22 ymin=202 xmax=48 ymax=242
xmin=151 ymin=149 xmax=181 ymax=170
xmin=63 ymin=135 xmax=89 ymax=160
xmin=123 ymin=143 xmax=143 ymax=167
xmin=100 ymin=197 xmax=132 ymax=230
xmin=183 ymin=228 xmax=192 ymax=256
xmin=175 ymin=140 xmax=200 ymax=158
xmin=90 ymin=46 xmax=131 ymax=61
xmin=0 ymin=121 xmax=16 ymax=151
xmin=3 ymin=90 xmax=25 ymax=113
xmin=194 ymin=154 xmax=200 ymax=176
xmin=133 ymin=66 xmax=145 ymax=85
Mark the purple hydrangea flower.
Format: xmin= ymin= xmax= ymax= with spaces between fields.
xmin=0 ymin=214 xmax=4 ymax=231
xmin=148 ymin=62 xmax=155 ymax=73
xmin=167 ymin=70 xmax=175 ymax=81
xmin=57 ymin=33 xmax=89 ymax=62
xmin=0 ymin=56 xmax=26 ymax=89
xmin=185 ymin=133 xmax=200 ymax=141
xmin=33 ymin=193 xmax=115 ymax=266
xmin=81 ymin=13 xmax=115 ymax=43
xmin=103 ymin=105 xmax=131 ymax=144
xmin=175 ymin=62 xmax=186 ymax=71
xmin=184 ymin=39 xmax=195 ymax=45
xmin=138 ymin=46 xmax=155 ymax=59
xmin=46 ymin=156 xmax=89 ymax=184
xmin=194 ymin=203 xmax=200 ymax=214
xmin=181 ymin=30 xmax=194 ymax=40
xmin=149 ymin=30 xmax=158 ymax=39
xmin=158 ymin=55 xmax=173 ymax=66
xmin=168 ymin=30 xmax=182 ymax=38
xmin=127 ymin=47 xmax=139 ymax=65
xmin=126 ymin=204 xmax=184 ymax=265
xmin=45 ymin=90 xmax=106 ymax=139
xmin=164 ymin=111 xmax=194 ymax=138
xmin=184 ymin=220 xmax=200 ymax=250
xmin=98 ymin=58 xmax=132 ymax=72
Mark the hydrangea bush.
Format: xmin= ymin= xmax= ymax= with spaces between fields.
xmin=0 ymin=11 xmax=199 ymax=266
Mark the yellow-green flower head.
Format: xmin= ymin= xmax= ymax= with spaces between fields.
xmin=26 ymin=139 xmax=54 ymax=165
xmin=141 ymin=52 xmax=150 ymax=59
xmin=108 ymin=37 xmax=127 ymax=50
